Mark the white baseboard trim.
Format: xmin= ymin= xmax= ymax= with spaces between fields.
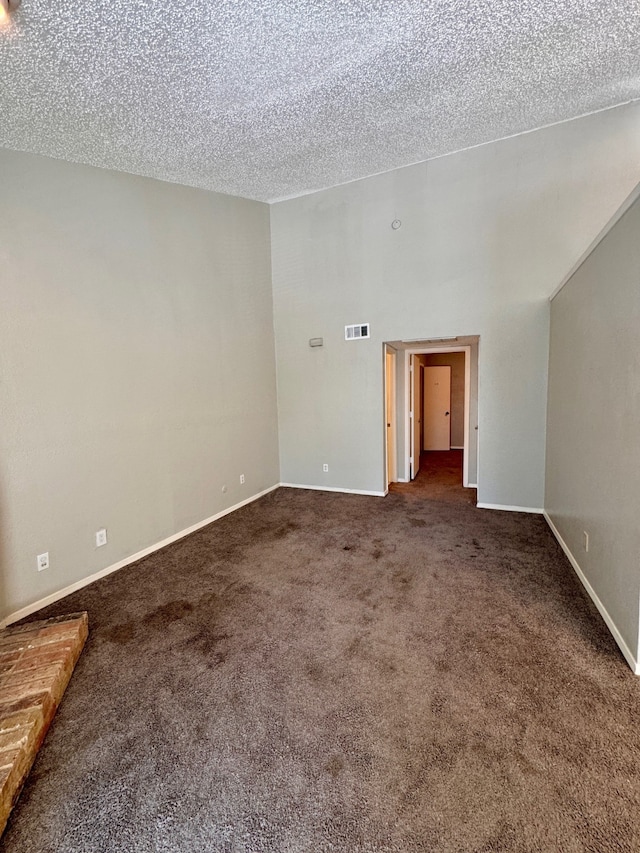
xmin=280 ymin=483 xmax=386 ymax=497
xmin=467 ymin=482 xmax=478 ymax=488
xmin=543 ymin=512 xmax=639 ymax=675
xmin=476 ymin=503 xmax=544 ymax=514
xmin=451 ymin=446 xmax=464 ymax=450
xmin=0 ymin=484 xmax=281 ymax=629
xmin=395 ymin=478 xmax=410 ymax=484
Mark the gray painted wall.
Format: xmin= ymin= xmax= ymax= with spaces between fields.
xmin=271 ymin=103 xmax=640 ymax=505
xmin=0 ymin=150 xmax=279 ymax=621
xmin=546 ymin=194 xmax=640 ymax=667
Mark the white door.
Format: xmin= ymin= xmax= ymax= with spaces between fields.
xmin=423 ymin=366 xmax=451 ymax=450
xmin=410 ymin=355 xmax=422 ymax=479
xmin=385 ymin=351 xmax=396 ymax=484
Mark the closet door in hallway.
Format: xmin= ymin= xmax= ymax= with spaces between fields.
xmin=423 ymin=365 xmax=451 ymax=450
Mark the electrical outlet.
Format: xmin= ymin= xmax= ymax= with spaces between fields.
xmin=96 ymin=528 xmax=107 ymax=548
xmin=583 ymin=531 xmax=589 ymax=552
xmin=240 ymin=474 xmax=245 ymax=484
xmin=322 ymin=463 xmax=329 ymax=473
xmin=37 ymin=552 xmax=49 ymax=572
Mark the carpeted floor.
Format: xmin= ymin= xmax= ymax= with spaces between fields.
xmin=390 ymin=450 xmax=476 ymax=504
xmin=2 ymin=483 xmax=640 ymax=852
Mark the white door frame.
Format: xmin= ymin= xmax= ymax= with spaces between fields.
xmin=403 ymin=346 xmax=472 ymax=488
xmin=383 ymin=345 xmax=398 ymax=491
xmin=409 ymin=353 xmax=422 ymax=480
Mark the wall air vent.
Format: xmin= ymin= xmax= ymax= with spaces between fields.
xmin=345 ymin=323 xmax=370 ymax=341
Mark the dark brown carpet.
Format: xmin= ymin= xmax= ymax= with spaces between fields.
xmin=391 ymin=450 xmax=476 ymax=505
xmin=2 ymin=486 xmax=640 ymax=852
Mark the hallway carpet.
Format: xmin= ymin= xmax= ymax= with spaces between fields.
xmin=2 ymin=487 xmax=639 ymax=852
xmin=390 ymin=450 xmax=476 ymax=505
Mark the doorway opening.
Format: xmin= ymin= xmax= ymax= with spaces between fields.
xmin=411 ymin=347 xmax=471 ymax=488
xmin=383 ymin=337 xmax=479 ymax=501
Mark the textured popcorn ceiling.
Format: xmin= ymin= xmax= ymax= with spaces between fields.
xmin=1 ymin=0 xmax=639 ymax=202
